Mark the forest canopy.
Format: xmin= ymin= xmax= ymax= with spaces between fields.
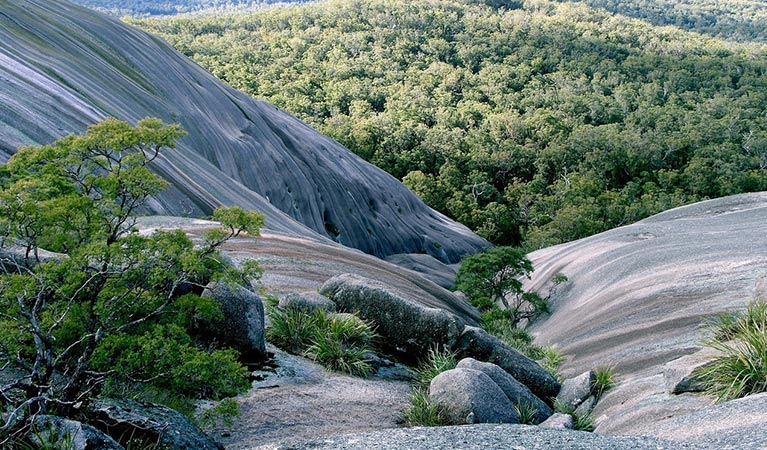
xmin=134 ymin=0 xmax=767 ymax=248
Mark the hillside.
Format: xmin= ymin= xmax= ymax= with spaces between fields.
xmin=554 ymin=0 xmax=767 ymax=42
xmin=0 ymin=0 xmax=487 ymax=262
xmin=135 ymin=0 xmax=767 ymax=248
xmin=70 ymin=0 xmax=307 ymax=16
xmin=528 ymin=192 xmax=767 ymax=435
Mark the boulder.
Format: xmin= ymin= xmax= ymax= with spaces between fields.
xmin=201 ymin=282 xmax=266 ymax=359
xmin=663 ymin=348 xmax=721 ymax=395
xmin=85 ymin=399 xmax=222 ymax=450
xmin=33 ymin=416 xmax=123 ymax=450
xmin=0 ymin=243 xmax=66 ymax=272
xmin=575 ymin=395 xmax=596 ymax=417
xmin=428 ymin=368 xmax=519 ymax=425
xmin=320 ymin=274 xmax=464 ymax=359
xmin=539 ymin=413 xmax=575 ymax=430
xmin=456 ymin=358 xmax=552 ymax=424
xmin=556 ymin=371 xmax=596 ymax=410
xmin=279 ymin=291 xmax=336 ymax=313
xmin=455 ymin=326 xmax=560 ymax=400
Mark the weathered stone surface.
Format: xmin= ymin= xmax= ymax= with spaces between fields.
xmin=0 ymin=0 xmax=488 ymax=262
xmin=456 ymin=358 xmax=552 ymax=424
xmin=527 ymin=193 xmax=767 ymax=434
xmin=384 ymin=253 xmax=458 ymax=289
xmin=0 ymin=243 xmax=66 ymax=272
xmin=279 ymin=291 xmax=336 ymax=312
xmin=320 ymin=274 xmax=465 ymax=359
xmin=253 ymin=423 xmax=702 ymax=450
xmin=663 ymin=347 xmax=721 ymax=394
xmin=34 ymin=416 xmax=124 ymax=450
xmin=455 ymin=326 xmax=560 ymax=400
xmin=201 ymin=282 xmax=266 ymax=358
xmin=575 ymin=395 xmax=596 ymax=417
xmin=539 ymin=413 xmax=575 ymax=430
xmin=429 ymin=368 xmax=519 ymax=425
xmin=86 ymin=399 xmax=222 ymax=450
xmin=557 ymin=371 xmax=596 ymax=410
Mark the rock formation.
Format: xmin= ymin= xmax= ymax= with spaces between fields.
xmin=0 ymin=0 xmax=488 ymax=262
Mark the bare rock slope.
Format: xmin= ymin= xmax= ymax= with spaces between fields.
xmin=0 ymin=0 xmax=486 ymax=262
xmin=527 ymin=192 xmax=767 ymax=437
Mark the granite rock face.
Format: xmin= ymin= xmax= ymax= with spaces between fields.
xmin=528 ymin=193 xmax=767 ymax=435
xmin=0 ymin=0 xmax=488 ymax=262
xmin=279 ymin=291 xmax=337 ymax=313
xmin=33 ymin=416 xmax=124 ymax=450
xmin=428 ymin=368 xmax=519 ymax=425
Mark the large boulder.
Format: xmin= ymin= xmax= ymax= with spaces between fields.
xmin=456 ymin=358 xmax=552 ymax=424
xmin=429 ymin=368 xmax=519 ymax=425
xmin=556 ymin=371 xmax=596 ymax=410
xmin=539 ymin=413 xmax=575 ymax=430
xmin=85 ymin=399 xmax=222 ymax=450
xmin=384 ymin=253 xmax=458 ymax=289
xmin=320 ymin=274 xmax=465 ymax=359
xmin=0 ymin=243 xmax=66 ymax=272
xmin=279 ymin=291 xmax=336 ymax=313
xmin=201 ymin=282 xmax=266 ymax=359
xmin=33 ymin=416 xmax=123 ymax=450
xmin=455 ymin=326 xmax=560 ymax=400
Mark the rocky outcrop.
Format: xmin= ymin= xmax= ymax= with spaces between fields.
xmin=33 ymin=416 xmax=124 ymax=450
xmin=201 ymin=282 xmax=266 ymax=359
xmin=556 ymin=371 xmax=596 ymax=410
xmin=527 ymin=193 xmax=767 ymax=435
xmin=320 ymin=274 xmax=465 ymax=359
xmin=539 ymin=413 xmax=575 ymax=430
xmin=455 ymin=326 xmax=560 ymax=400
xmin=252 ymin=423 xmax=703 ymax=450
xmin=85 ymin=399 xmax=222 ymax=450
xmin=279 ymin=291 xmax=336 ymax=313
xmin=428 ymin=368 xmax=519 ymax=425
xmin=0 ymin=0 xmax=488 ymax=262
xmin=456 ymin=358 xmax=552 ymax=424
xmin=662 ymin=348 xmax=720 ymax=394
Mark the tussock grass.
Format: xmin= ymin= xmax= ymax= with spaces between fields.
xmin=697 ymin=300 xmax=767 ymax=402
xmin=593 ymin=366 xmax=616 ymax=400
xmin=514 ymin=401 xmax=539 ymax=425
xmin=405 ymin=347 xmax=458 ymax=427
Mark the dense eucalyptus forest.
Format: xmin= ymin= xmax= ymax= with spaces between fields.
xmin=71 ymin=0 xmax=306 ymax=16
xmin=134 ymin=0 xmax=767 ymax=248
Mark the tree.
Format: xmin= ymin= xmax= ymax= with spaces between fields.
xmin=455 ymin=246 xmax=559 ymax=327
xmin=0 ymin=118 xmax=264 ymax=443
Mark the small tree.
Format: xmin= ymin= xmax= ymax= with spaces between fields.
xmin=455 ymin=246 xmax=564 ymax=328
xmin=0 ymin=118 xmax=264 ymax=443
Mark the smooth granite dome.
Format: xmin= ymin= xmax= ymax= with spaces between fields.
xmin=0 ymin=0 xmax=488 ymax=262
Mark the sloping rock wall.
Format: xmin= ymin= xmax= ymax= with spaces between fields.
xmin=0 ymin=0 xmax=487 ymax=262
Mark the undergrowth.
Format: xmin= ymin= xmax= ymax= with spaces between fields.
xmin=695 ymin=300 xmax=767 ymax=402
xmin=267 ymin=306 xmax=376 ymax=376
xmin=404 ymin=347 xmax=457 ymax=426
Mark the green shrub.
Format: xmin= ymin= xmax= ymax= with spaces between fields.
xmin=267 ymin=307 xmax=327 ymax=354
xmin=553 ymin=398 xmax=595 ymax=432
xmin=306 ymin=313 xmax=376 ymax=376
xmin=404 ymin=387 xmax=448 ymax=427
xmin=593 ymin=366 xmax=617 ymax=400
xmin=696 ymin=300 xmax=767 ymax=402
xmin=414 ymin=347 xmax=458 ymax=389
xmin=514 ymin=401 xmax=539 ymax=425
xmin=267 ymin=307 xmax=377 ymax=376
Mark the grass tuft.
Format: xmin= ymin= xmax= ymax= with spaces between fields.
xmin=514 ymin=401 xmax=539 ymax=425
xmin=696 ymin=300 xmax=767 ymax=402
xmin=593 ymin=366 xmax=616 ymax=400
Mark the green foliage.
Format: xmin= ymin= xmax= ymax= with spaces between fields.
xmin=593 ymin=366 xmax=617 ymax=400
xmin=305 ymin=313 xmax=377 ymax=376
xmin=513 ymin=401 xmax=539 ymax=425
xmin=135 ymin=0 xmax=767 ymax=248
xmin=553 ymin=398 xmax=595 ymax=432
xmin=457 ymin=247 xmax=556 ymax=328
xmin=404 ymin=387 xmax=448 ymax=427
xmin=404 ymin=347 xmax=457 ymax=427
xmin=267 ymin=307 xmax=376 ymax=376
xmin=696 ymin=300 xmax=767 ymax=402
xmin=196 ymin=398 xmax=241 ymax=430
xmin=414 ymin=347 xmax=458 ymax=389
xmin=0 ymin=118 xmax=261 ymax=443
